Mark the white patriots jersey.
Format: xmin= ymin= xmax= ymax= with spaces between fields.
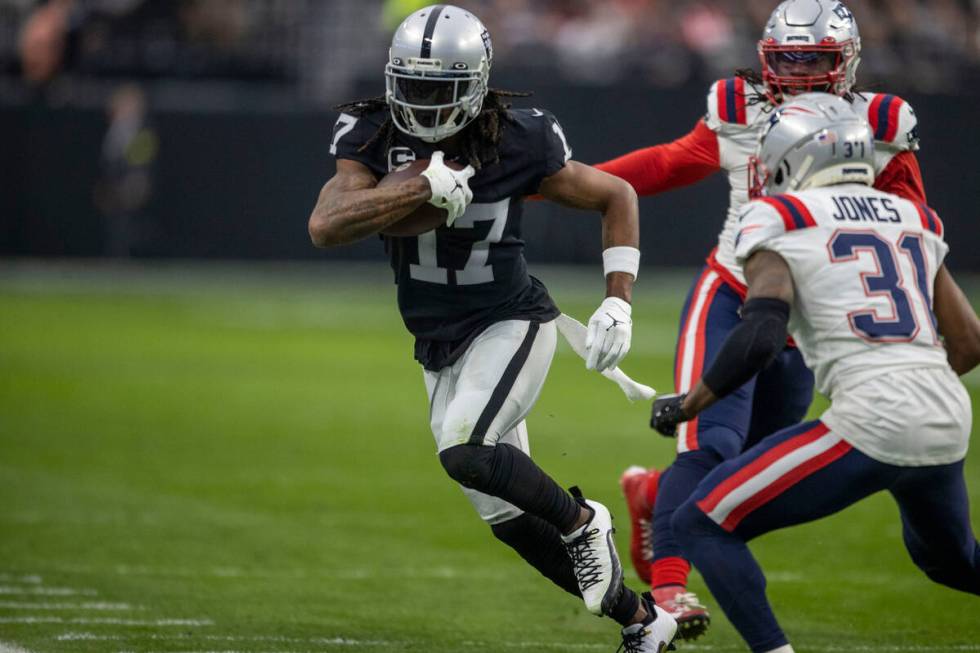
xmin=734 ymin=185 xmax=970 ymax=466
xmin=734 ymin=184 xmax=948 ymax=395
xmin=705 ymin=78 xmax=920 ymax=290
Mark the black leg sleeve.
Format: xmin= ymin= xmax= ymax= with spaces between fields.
xmin=490 ymin=514 xmax=581 ymax=598
xmin=440 ymin=443 xmax=580 ymax=533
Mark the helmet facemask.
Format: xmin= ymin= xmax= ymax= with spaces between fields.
xmin=385 ymin=59 xmax=488 ymax=143
xmin=759 ymin=40 xmax=859 ymax=104
xmin=748 ymin=154 xmax=775 ymax=199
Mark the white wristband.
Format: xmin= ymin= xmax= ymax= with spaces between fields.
xmin=602 ymin=246 xmax=640 ymax=280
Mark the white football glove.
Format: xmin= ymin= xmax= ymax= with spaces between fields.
xmin=585 ymin=296 xmax=633 ymax=372
xmin=420 ymin=151 xmax=475 ymax=226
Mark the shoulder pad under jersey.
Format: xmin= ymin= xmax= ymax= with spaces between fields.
xmin=705 ymin=77 xmax=758 ymax=130
xmin=854 ymin=92 xmax=920 ymax=152
xmin=911 ymin=201 xmax=945 ymax=239
xmin=734 ymin=194 xmax=818 ymax=264
xmin=508 ymin=107 xmax=573 ymax=178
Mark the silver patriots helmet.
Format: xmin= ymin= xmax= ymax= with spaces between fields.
xmin=748 ymin=93 xmax=874 ymax=198
xmin=385 ymin=5 xmax=492 ymax=143
xmin=759 ymin=0 xmax=861 ymax=103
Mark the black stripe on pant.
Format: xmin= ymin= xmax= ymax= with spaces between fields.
xmin=468 ymin=321 xmax=540 ymax=446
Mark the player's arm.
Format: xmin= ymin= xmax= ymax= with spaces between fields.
xmin=538 ymin=160 xmax=639 ymax=371
xmin=539 ymin=161 xmax=638 ymax=301
xmin=308 ymin=159 xmax=431 ymax=247
xmin=933 ymin=265 xmax=980 ymax=375
xmin=593 ymin=120 xmax=721 ymax=196
xmin=651 ymin=250 xmax=794 ymax=435
xmin=309 ymin=153 xmax=474 ymax=247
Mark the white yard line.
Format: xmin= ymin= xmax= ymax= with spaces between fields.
xmin=40 ymin=562 xmax=506 ymax=581
xmin=0 ymin=586 xmax=97 ymax=596
xmin=0 ymin=641 xmax=35 ymax=653
xmin=0 ymin=616 xmax=211 ymax=626
xmin=98 ymin=564 xmax=480 ymax=580
xmin=57 ymin=633 xmax=124 ymax=641
xmin=60 ymin=634 xmax=394 ymax=645
xmin=0 ymin=601 xmax=137 ymax=610
xmin=0 ymin=575 xmax=41 ymax=585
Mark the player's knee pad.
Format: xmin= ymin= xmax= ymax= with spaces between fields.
xmin=439 ymin=444 xmax=494 ymax=490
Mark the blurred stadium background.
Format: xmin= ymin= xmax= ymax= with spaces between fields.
xmin=2 ymin=0 xmax=980 ymax=264
xmin=1 ymin=2 xmax=979 ymax=652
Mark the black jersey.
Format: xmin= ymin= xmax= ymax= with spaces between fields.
xmin=330 ymin=106 xmax=568 ymax=371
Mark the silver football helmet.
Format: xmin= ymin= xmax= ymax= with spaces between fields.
xmin=759 ymin=0 xmax=861 ymax=102
xmin=748 ymin=93 xmax=874 ymax=198
xmin=385 ymin=5 xmax=492 ymax=143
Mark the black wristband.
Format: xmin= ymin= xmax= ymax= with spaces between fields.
xmin=701 ymin=297 xmax=791 ymax=399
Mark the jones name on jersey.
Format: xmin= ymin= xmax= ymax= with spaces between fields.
xmin=330 ymin=106 xmax=572 ymax=370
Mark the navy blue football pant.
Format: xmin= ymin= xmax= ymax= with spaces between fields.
xmin=651 ymin=267 xmax=815 ymax=587
xmin=672 ymin=419 xmax=980 ymax=652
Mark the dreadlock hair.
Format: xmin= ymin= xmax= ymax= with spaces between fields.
xmin=334 ymin=89 xmax=532 ymax=170
xmin=734 ymin=68 xmax=770 ymax=108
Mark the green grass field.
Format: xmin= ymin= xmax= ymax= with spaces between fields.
xmin=1 ymin=261 xmax=978 ymax=653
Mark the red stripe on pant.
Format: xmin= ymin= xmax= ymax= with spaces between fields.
xmin=676 ymin=272 xmax=725 ymax=452
xmin=674 ymin=268 xmax=715 ymax=390
xmin=698 ymin=423 xmax=831 ymax=514
xmin=719 ymin=438 xmax=852 ymax=531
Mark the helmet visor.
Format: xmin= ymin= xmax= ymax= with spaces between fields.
xmin=765 ymin=50 xmax=839 ymax=78
xmin=392 ymin=76 xmax=473 ymax=129
xmin=394 ymin=77 xmax=472 ymax=107
xmin=386 ymin=66 xmax=480 ymax=107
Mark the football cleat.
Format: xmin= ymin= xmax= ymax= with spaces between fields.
xmin=617 ymin=593 xmax=678 ymax=653
xmin=651 ymin=586 xmax=710 ymax=642
xmin=562 ymin=487 xmax=624 ymax=616
xmin=620 ymin=466 xmax=660 ymax=585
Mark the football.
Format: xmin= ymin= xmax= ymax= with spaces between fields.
xmin=377 ymin=158 xmax=463 ymax=237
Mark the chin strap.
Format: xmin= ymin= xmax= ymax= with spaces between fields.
xmin=555 ymin=313 xmax=656 ymax=402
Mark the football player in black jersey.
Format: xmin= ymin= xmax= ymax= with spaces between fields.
xmin=308 ymin=6 xmax=676 ymax=650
